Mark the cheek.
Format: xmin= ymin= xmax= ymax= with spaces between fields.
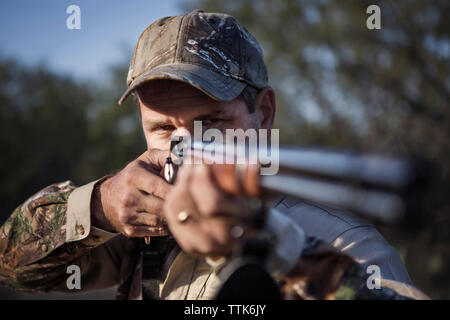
xmin=144 ymin=132 xmax=171 ymax=151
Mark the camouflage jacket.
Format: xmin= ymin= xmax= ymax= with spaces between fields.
xmin=0 ymin=180 xmax=429 ymax=300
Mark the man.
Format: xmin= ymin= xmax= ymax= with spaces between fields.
xmin=0 ymin=10 xmax=427 ymax=300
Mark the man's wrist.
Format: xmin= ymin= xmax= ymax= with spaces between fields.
xmin=91 ymin=177 xmax=116 ymax=233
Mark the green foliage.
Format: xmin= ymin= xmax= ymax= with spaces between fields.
xmin=0 ymin=58 xmax=145 ymax=219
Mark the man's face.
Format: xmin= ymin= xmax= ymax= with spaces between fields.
xmin=137 ymin=80 xmax=262 ymax=151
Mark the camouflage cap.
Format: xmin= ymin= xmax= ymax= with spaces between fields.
xmin=118 ymin=9 xmax=268 ymax=105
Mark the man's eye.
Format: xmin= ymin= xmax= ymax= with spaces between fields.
xmin=156 ymin=125 xmax=175 ymax=132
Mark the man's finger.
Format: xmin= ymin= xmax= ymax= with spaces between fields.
xmin=189 ymin=165 xmax=239 ymax=218
xmin=123 ymin=225 xmax=169 ymax=238
xmin=141 ymin=148 xmax=170 ymax=169
xmin=128 ymin=211 xmax=167 ymax=228
xmin=132 ymin=166 xmax=173 ymax=200
xmin=132 ymin=192 xmax=166 ymax=216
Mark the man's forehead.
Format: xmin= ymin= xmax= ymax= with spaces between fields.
xmin=137 ymin=80 xmax=213 ymax=104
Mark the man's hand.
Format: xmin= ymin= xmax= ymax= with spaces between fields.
xmin=91 ymin=150 xmax=172 ymax=238
xmin=163 ymin=163 xmax=259 ymax=257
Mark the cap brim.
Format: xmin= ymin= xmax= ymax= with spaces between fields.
xmin=118 ymin=63 xmax=247 ymax=105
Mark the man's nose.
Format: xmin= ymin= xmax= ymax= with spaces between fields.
xmin=172 ymin=127 xmax=193 ymax=138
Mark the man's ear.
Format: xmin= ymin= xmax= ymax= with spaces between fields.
xmin=255 ymin=87 xmax=276 ymax=130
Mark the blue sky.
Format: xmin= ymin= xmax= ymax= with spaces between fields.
xmin=0 ymin=0 xmax=187 ymax=79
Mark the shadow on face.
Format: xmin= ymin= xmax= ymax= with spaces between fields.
xmin=135 ymin=80 xmax=259 ymax=150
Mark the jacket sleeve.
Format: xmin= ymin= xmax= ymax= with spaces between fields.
xmin=0 ymin=180 xmax=123 ymax=293
xmin=252 ymin=206 xmax=429 ymax=300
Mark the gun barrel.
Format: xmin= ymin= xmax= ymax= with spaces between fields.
xmin=276 ymin=148 xmax=415 ymax=191
xmin=172 ymin=141 xmax=421 ymax=224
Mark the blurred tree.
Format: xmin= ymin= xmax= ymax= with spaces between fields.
xmin=0 ymin=58 xmax=91 ymax=215
xmin=186 ymin=0 xmax=450 ymax=298
xmin=0 ymin=58 xmax=144 ymax=219
xmin=77 ymin=64 xmax=145 ymax=183
xmin=0 ymin=57 xmax=142 ymax=299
